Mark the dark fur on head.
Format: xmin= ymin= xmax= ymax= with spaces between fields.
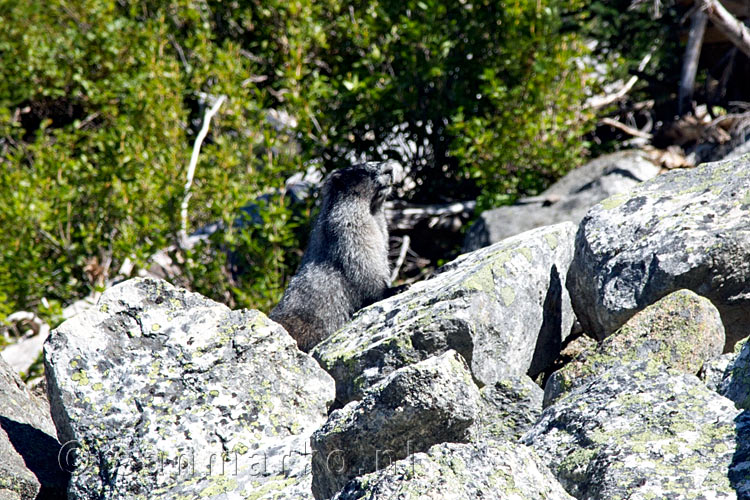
xmin=270 ymin=162 xmax=393 ymax=352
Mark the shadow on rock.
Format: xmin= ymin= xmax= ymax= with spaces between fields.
xmin=0 ymin=416 xmax=69 ymax=500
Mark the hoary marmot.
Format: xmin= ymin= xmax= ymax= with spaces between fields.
xmin=270 ymin=162 xmax=393 ymax=352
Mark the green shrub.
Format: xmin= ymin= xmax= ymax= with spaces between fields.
xmin=0 ymin=0 xmax=599 ymax=326
xmin=0 ymin=0 xmax=308 ymax=320
xmin=299 ymin=0 xmax=594 ymax=209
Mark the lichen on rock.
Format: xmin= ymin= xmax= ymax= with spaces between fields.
xmin=567 ymin=155 xmax=750 ymax=349
xmin=43 ymin=277 xmax=334 ymax=499
xmin=544 ymin=289 xmax=725 ymax=407
xmin=525 ymin=361 xmax=739 ymax=499
xmin=313 ymin=222 xmax=577 ymax=407
xmin=310 ymin=350 xmax=480 ymax=499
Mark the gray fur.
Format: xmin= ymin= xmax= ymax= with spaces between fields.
xmin=270 ymin=162 xmax=392 ymax=352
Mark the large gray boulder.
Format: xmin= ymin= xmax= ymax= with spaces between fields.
xmin=313 ymin=222 xmax=576 ymax=406
xmin=544 ymin=289 xmax=725 ymax=407
xmin=567 ymin=155 xmax=750 ymax=348
xmin=333 ymin=441 xmax=574 ymax=500
xmin=310 ymin=350 xmax=480 ymax=499
xmin=44 ymin=278 xmax=334 ymax=500
xmin=0 ymin=357 xmax=67 ymax=500
xmin=464 ymin=150 xmax=661 ymax=251
xmin=525 ymin=361 xmax=739 ymax=499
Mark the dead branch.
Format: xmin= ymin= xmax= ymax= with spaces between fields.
xmin=386 ymin=200 xmax=476 ymax=232
xmin=391 ymin=235 xmax=410 ymax=282
xmin=3 ymin=311 xmax=50 ymax=339
xmin=700 ymin=0 xmax=750 ymax=58
xmin=600 ymin=117 xmax=654 ymax=139
xmin=587 ymin=52 xmax=653 ymax=110
xmin=180 ymin=94 xmax=226 ymax=247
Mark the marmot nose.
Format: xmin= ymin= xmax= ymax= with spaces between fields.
xmin=379 ymin=163 xmax=394 ymax=184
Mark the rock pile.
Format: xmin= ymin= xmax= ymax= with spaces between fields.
xmin=1 ymin=154 xmax=749 ymax=499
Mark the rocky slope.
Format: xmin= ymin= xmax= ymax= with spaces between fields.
xmin=1 ymin=153 xmax=749 ymax=499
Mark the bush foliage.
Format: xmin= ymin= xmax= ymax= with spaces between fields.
xmin=1 ymin=0 xmax=599 ymax=323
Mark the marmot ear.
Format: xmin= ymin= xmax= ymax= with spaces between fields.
xmin=323 ymin=169 xmax=344 ymax=191
xmin=321 ymin=169 xmax=345 ymax=203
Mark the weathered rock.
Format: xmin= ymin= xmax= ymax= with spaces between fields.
xmin=476 ymin=375 xmax=543 ymax=442
xmin=464 ymin=150 xmax=660 ymax=251
xmin=310 ymin=351 xmax=480 ymax=500
xmin=705 ymin=338 xmax=750 ymax=410
xmin=0 ymin=311 xmax=50 ymax=375
xmin=0 ymin=357 xmax=67 ymax=500
xmin=44 ymin=277 xmax=334 ymax=500
xmin=334 ymin=441 xmax=574 ymax=500
xmin=525 ymin=361 xmax=739 ymax=499
xmin=0 ymin=333 xmax=46 ymax=376
xmin=313 ymin=222 xmax=576 ymax=406
xmin=567 ymin=156 xmax=750 ymax=348
xmin=545 ymin=289 xmax=725 ymax=407
xmin=701 ymin=350 xmax=736 ymax=394
xmin=730 ymin=410 xmax=750 ymax=497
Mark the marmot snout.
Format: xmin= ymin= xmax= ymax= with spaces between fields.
xmin=270 ymin=162 xmax=393 ymax=352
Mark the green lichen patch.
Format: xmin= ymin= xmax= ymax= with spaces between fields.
xmin=71 ymin=370 xmax=89 ymax=386
xmin=599 ymin=192 xmax=629 ymax=210
xmin=546 ymin=290 xmax=724 ymax=406
xmin=544 ymin=232 xmax=559 ymax=250
xmin=500 ymin=286 xmax=516 ymax=306
xmin=528 ymin=361 xmax=739 ymax=498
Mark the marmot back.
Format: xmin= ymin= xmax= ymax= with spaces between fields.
xmin=270 ymin=162 xmax=393 ymax=352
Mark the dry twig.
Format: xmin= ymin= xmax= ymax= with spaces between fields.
xmin=180 ymin=94 xmax=226 ymax=247
xmin=600 ymin=117 xmax=654 ymax=139
xmin=390 ymin=235 xmax=411 ymax=282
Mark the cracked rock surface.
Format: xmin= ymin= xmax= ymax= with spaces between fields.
xmin=44 ymin=277 xmax=334 ymax=499
xmin=310 ymin=350 xmax=479 ymax=500
xmin=333 ymin=441 xmax=575 ymax=500
xmin=567 ymin=156 xmax=750 ymax=348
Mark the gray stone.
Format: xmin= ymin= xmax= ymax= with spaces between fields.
xmin=0 ymin=357 xmax=67 ymax=500
xmin=707 ymin=338 xmax=750 ymax=410
xmin=545 ymin=289 xmax=725 ymax=407
xmin=464 ymin=150 xmax=660 ymax=251
xmin=313 ymin=222 xmax=576 ymax=406
xmin=730 ymin=410 xmax=750 ymax=497
xmin=333 ymin=441 xmax=574 ymax=500
xmin=44 ymin=277 xmax=334 ymax=500
xmin=567 ymin=155 xmax=750 ymax=348
xmin=310 ymin=351 xmax=480 ymax=500
xmin=524 ymin=361 xmax=739 ymax=499
xmin=476 ymin=375 xmax=543 ymax=442
xmin=700 ymin=351 xmax=736 ymax=394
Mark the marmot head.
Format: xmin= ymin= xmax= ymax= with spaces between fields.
xmin=321 ymin=162 xmax=393 ymax=214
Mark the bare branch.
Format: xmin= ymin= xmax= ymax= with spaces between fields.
xmin=390 ymin=235 xmax=410 ymax=282
xmin=180 ymin=94 xmax=226 ymax=247
xmin=600 ymin=117 xmax=654 ymax=139
xmin=587 ymin=52 xmax=653 ymax=110
xmin=386 ymin=200 xmax=476 ymax=232
xmin=700 ymin=0 xmax=750 ymax=58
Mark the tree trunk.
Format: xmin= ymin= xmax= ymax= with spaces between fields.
xmin=679 ymin=8 xmax=708 ymax=116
